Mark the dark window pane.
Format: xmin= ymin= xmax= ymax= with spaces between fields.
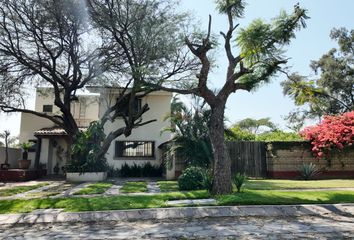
xmin=115 ymin=141 xmax=154 ymax=158
xmin=43 ymin=105 xmax=53 ymax=113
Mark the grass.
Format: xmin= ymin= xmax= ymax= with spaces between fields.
xmin=74 ymin=182 xmax=113 ymax=195
xmin=0 ymin=183 xmax=49 ymax=197
xmin=157 ymin=181 xmax=180 ymax=192
xmin=120 ymin=182 xmax=147 ymax=193
xmin=217 ymin=190 xmax=354 ymax=206
xmin=0 ymin=190 xmax=208 ymax=214
xmin=245 ymin=179 xmax=354 ymax=190
xmin=0 ymin=189 xmax=354 ymax=214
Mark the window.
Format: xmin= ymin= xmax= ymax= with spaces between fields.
xmin=115 ymin=141 xmax=155 ymax=158
xmin=116 ymin=97 xmax=142 ymax=117
xmin=42 ymin=105 xmax=53 ymax=113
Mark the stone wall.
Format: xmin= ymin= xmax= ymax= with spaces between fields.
xmin=266 ymin=141 xmax=354 ymax=179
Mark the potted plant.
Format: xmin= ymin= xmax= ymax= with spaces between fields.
xmin=19 ymin=142 xmax=33 ymax=169
xmin=0 ymin=130 xmax=11 ymax=170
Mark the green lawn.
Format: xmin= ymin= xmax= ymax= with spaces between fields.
xmin=217 ymin=190 xmax=354 ymax=206
xmin=74 ymin=182 xmax=113 ymax=195
xmin=0 ymin=189 xmax=354 ymax=214
xmin=0 ymin=183 xmax=49 ymax=197
xmin=0 ymin=190 xmax=208 ymax=214
xmin=157 ymin=181 xmax=180 ymax=192
xmin=245 ymin=179 xmax=354 ymax=190
xmin=120 ymin=182 xmax=147 ymax=193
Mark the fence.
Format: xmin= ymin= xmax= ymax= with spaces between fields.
xmin=226 ymin=141 xmax=267 ymax=178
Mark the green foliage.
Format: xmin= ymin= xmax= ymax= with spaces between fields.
xmin=300 ymin=163 xmax=320 ymax=180
xmin=255 ymin=130 xmax=303 ymax=142
xmin=233 ymin=172 xmax=247 ymax=193
xmin=282 ymin=27 xmax=354 ymax=128
xmin=216 ymin=0 xmax=246 ymax=18
xmin=178 ymin=166 xmax=205 ymax=191
xmin=237 ymin=6 xmax=308 ymax=67
xmin=118 ymin=162 xmax=163 ymax=178
xmin=163 ymin=97 xmax=213 ymax=168
xmin=67 ymin=121 xmax=108 ymax=173
xmin=225 ymin=126 xmax=256 ymax=141
xmin=20 ymin=142 xmax=33 ymax=151
xmin=233 ymin=117 xmax=276 ymax=134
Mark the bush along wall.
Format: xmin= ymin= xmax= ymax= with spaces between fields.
xmin=108 ymin=162 xmax=163 ymax=178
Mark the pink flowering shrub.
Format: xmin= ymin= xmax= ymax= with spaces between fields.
xmin=301 ymin=111 xmax=354 ymax=159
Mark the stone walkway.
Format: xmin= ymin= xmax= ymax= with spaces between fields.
xmin=0 ymin=214 xmax=353 ymax=239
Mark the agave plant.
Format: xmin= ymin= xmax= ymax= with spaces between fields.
xmin=300 ymin=163 xmax=320 ymax=180
xmin=233 ymin=172 xmax=247 ymax=193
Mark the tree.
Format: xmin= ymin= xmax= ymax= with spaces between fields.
xmin=282 ymin=28 xmax=354 ymax=129
xmin=0 ymin=0 xmax=196 ymax=167
xmin=87 ymin=0 xmax=198 ymax=162
xmin=233 ymin=117 xmax=276 ymax=134
xmin=150 ymin=1 xmax=308 ymax=194
xmin=0 ymin=0 xmax=104 ymax=140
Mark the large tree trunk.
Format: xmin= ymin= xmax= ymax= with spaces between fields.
xmin=209 ymin=101 xmax=232 ymax=195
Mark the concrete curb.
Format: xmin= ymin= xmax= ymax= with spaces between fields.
xmin=0 ymin=203 xmax=353 ymax=225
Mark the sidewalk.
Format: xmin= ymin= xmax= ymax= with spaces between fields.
xmin=0 ymin=203 xmax=353 ymax=225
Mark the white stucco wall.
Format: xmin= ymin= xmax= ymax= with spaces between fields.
xmin=0 ymin=147 xmax=22 ymax=168
xmin=19 ymin=88 xmax=99 ymax=171
xmin=100 ymin=91 xmax=172 ymax=169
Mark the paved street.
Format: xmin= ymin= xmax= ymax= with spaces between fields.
xmin=0 ymin=214 xmax=353 ymax=239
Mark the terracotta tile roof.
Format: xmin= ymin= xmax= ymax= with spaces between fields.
xmin=34 ymin=127 xmax=87 ymax=136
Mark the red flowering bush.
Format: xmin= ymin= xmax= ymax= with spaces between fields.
xmin=301 ymin=111 xmax=354 ymax=159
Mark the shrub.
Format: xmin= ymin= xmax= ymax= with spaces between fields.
xmin=301 ymin=111 xmax=354 ymax=161
xmin=233 ymin=172 xmax=247 ymax=193
xmin=119 ymin=162 xmax=163 ymax=178
xmin=66 ymin=122 xmax=108 ymax=173
xmin=178 ymin=166 xmax=205 ymax=191
xmin=256 ymin=130 xmax=303 ymax=142
xmin=300 ymin=163 xmax=320 ymax=180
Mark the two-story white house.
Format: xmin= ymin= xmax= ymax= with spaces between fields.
xmin=19 ymin=87 xmax=172 ymax=176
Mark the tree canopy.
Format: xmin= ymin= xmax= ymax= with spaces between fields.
xmin=282 ymin=27 xmax=354 ymax=130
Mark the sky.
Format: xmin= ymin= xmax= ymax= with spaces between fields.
xmin=0 ymin=0 xmax=353 ymax=137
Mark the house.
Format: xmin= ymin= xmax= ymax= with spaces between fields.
xmin=19 ymin=87 xmax=173 ymax=177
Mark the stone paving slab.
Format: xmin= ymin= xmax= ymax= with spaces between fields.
xmin=0 ymin=203 xmax=353 ymax=225
xmin=166 ymin=198 xmax=217 ymax=206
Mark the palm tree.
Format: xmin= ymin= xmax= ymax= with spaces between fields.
xmin=163 ymin=96 xmax=213 ymax=168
